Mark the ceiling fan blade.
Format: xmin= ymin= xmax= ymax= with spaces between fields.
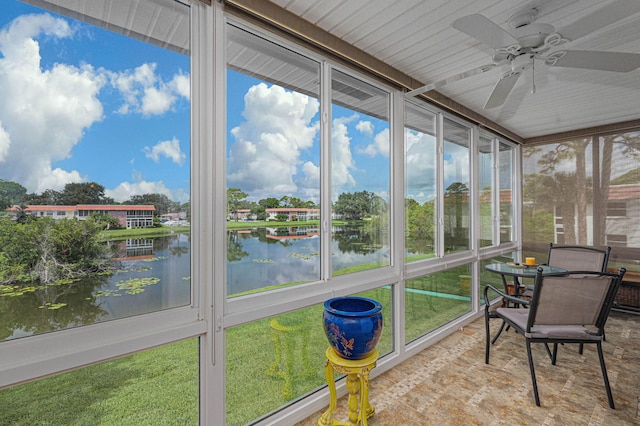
xmin=405 ymin=64 xmax=496 ymax=97
xmin=546 ymin=50 xmax=640 ymax=72
xmin=558 ymin=0 xmax=640 ymax=42
xmin=484 ymin=72 xmax=521 ymax=109
xmin=452 ymin=14 xmax=519 ymax=49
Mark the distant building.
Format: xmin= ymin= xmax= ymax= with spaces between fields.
xmin=5 ymin=204 xmax=156 ymax=229
xmin=227 ymin=208 xmax=343 ymax=222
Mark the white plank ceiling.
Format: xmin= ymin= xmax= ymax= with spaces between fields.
xmin=269 ymin=0 xmax=640 ymax=140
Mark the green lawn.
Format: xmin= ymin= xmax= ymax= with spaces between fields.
xmin=0 ymin=339 xmax=199 ymax=425
xmin=100 ymin=225 xmax=190 ymax=241
xmin=0 ymin=268 xmax=471 ymax=426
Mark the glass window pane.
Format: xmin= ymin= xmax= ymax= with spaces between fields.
xmin=226 ymin=286 xmax=392 ymax=425
xmin=0 ymin=0 xmax=191 ymax=341
xmin=479 ymin=254 xmax=516 ymax=306
xmin=225 ymin=25 xmax=321 ymax=297
xmin=331 ymin=70 xmax=390 ymax=275
xmin=499 ymin=142 xmax=514 ymax=244
xmin=522 ymin=140 xmax=585 ymax=245
xmin=0 ymin=338 xmax=198 ymax=424
xmin=405 ymin=101 xmax=437 ymax=261
xmin=443 ymin=119 xmax=471 ymax=253
xmin=523 ymin=131 xmax=640 ymax=268
xmin=478 ymin=135 xmax=493 ymax=248
xmin=405 ymin=265 xmax=472 ymax=343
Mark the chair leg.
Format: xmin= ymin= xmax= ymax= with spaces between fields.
xmin=484 ymin=311 xmax=491 ymax=364
xmin=526 ymin=340 xmax=541 ymax=406
xmin=552 ymin=343 xmax=558 ymax=365
xmin=491 ymin=320 xmax=507 ymax=345
xmin=596 ymin=341 xmax=615 ymax=409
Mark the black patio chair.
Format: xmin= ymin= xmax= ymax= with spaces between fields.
xmin=484 ymin=267 xmax=626 ymax=408
xmin=522 ymin=243 xmax=612 ymax=353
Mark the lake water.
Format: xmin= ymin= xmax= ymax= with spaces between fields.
xmin=1 ymin=225 xmax=388 ymax=341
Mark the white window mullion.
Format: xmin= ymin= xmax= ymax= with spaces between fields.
xmin=436 ymin=112 xmax=445 ymax=257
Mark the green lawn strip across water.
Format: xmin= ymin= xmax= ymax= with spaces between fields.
xmin=99 ymin=225 xmax=190 ymax=241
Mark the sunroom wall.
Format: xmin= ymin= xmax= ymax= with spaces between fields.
xmin=522 ymin=131 xmax=640 ymax=272
xmin=0 ymin=2 xmax=522 ymax=425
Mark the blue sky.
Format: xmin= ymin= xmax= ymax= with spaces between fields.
xmin=226 ymin=68 xmax=392 ymax=205
xmin=0 ymin=1 xmax=190 ymax=202
xmin=0 ymin=0 xmax=418 ymax=207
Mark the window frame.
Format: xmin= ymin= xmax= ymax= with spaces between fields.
xmin=222 ymin=17 xmax=401 ymax=326
xmin=0 ymin=0 xmax=206 ymax=390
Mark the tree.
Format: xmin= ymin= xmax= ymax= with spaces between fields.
xmin=259 ymin=197 xmax=281 ymax=209
xmin=23 ymin=189 xmax=62 ymax=205
xmin=333 ymin=190 xmax=387 ymax=220
xmin=60 ymin=182 xmax=112 ymax=205
xmin=88 ymin=212 xmax=122 ymax=230
xmin=227 ymin=188 xmax=248 ymax=222
xmin=0 ymin=180 xmax=27 ymax=209
xmin=531 ymin=134 xmax=640 ymax=245
xmin=128 ymin=193 xmax=173 ymax=216
xmin=0 ymin=216 xmax=112 ymax=285
xmin=443 ymin=182 xmax=469 ymax=249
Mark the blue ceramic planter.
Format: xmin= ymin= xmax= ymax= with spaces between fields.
xmin=323 ymin=296 xmax=383 ymax=360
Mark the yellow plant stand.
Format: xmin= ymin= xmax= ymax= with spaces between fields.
xmin=317 ymin=347 xmax=378 ymax=426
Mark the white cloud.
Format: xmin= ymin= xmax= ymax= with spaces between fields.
xmin=227 ymin=83 xmax=319 ymax=200
xmin=37 ymin=168 xmax=86 ymax=193
xmin=0 ymin=121 xmax=10 ymax=162
xmin=170 ymin=73 xmax=190 ymax=100
xmin=355 ymin=120 xmax=373 ymax=136
xmin=331 ymin=115 xmax=357 ymax=195
xmin=109 ymin=63 xmax=189 ymax=116
xmin=405 ymin=129 xmax=436 ymax=202
xmin=141 ymin=86 xmax=176 ymax=116
xmin=443 ymin=141 xmax=469 ymax=186
xmin=0 ymin=13 xmax=191 ymax=194
xmin=106 ymin=179 xmax=173 ymax=203
xmin=357 ymin=127 xmax=389 ymax=157
xmin=0 ymin=13 xmax=105 ymax=192
xmin=144 ymin=137 xmax=186 ymax=166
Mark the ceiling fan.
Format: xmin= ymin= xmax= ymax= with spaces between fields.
xmin=407 ymin=0 xmax=640 ymax=109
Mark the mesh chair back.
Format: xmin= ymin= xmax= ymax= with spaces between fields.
xmin=530 ymin=275 xmax=613 ymax=327
xmin=547 ymin=244 xmax=610 ymax=272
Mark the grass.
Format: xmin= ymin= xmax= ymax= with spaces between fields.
xmin=99 ymin=225 xmax=190 ymax=241
xmin=0 ymin=338 xmax=199 ymax=426
xmin=0 ymin=256 xmax=476 ymax=425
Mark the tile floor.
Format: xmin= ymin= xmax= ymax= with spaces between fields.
xmin=297 ymin=311 xmax=640 ymax=425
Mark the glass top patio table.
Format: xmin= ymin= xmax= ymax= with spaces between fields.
xmin=485 ymin=263 xmax=569 ymax=299
xmin=485 ymin=263 xmax=568 ymax=278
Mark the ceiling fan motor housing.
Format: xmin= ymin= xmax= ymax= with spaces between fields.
xmin=513 ymin=23 xmax=555 ymax=49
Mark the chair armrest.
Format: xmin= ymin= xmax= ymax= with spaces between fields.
xmin=483 ymin=284 xmax=531 ymax=307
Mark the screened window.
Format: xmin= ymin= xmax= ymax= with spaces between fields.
xmin=404 ymin=101 xmax=437 ymax=261
xmin=443 ymin=118 xmax=471 ymax=253
xmin=225 ymin=24 xmax=321 ymax=297
xmin=0 ymin=0 xmax=191 ymax=341
xmin=498 ymin=141 xmax=514 ymax=244
xmin=478 ymin=135 xmax=493 ymax=248
xmin=607 ymin=201 xmax=627 ymax=217
xmin=331 ymin=69 xmax=391 ymax=275
xmin=523 ymin=130 xmax=640 ymax=266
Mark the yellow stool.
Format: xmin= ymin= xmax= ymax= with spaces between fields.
xmin=317 ymin=347 xmax=378 ymax=426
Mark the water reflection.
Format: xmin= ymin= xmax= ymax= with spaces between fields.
xmin=2 ymin=225 xmax=391 ymax=340
xmin=226 ymin=225 xmax=389 ymax=296
xmin=1 ymin=233 xmax=191 ymax=341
